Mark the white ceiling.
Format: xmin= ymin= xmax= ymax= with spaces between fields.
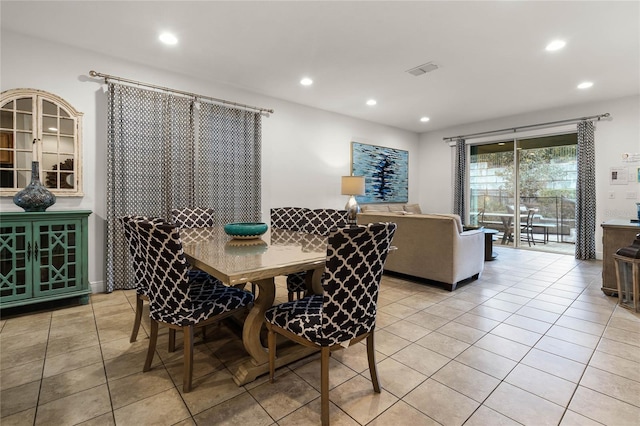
xmin=2 ymin=1 xmax=639 ymax=133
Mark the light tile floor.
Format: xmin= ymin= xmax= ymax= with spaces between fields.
xmin=2 ymin=247 xmax=639 ymax=425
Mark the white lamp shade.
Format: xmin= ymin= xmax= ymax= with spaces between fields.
xmin=341 ymin=176 xmax=365 ymax=195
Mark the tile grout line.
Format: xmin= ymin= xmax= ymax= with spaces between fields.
xmin=404 ymin=258 xmax=599 ymax=425
xmin=556 ymin=283 xmax=618 ymax=425
xmin=91 ymin=297 xmax=118 ymax=425
xmin=32 ymin=310 xmax=53 ymax=426
xmin=3 ymin=253 xmax=636 ymax=426
xmin=455 ymin=259 xmax=585 ymax=425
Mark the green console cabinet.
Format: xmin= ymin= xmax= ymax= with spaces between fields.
xmin=0 ymin=210 xmax=91 ymax=309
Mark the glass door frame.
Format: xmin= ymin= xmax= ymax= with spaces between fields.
xmin=465 ymin=125 xmax=578 ymax=250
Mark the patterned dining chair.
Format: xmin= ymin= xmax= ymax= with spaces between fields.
xmin=302 ymin=209 xmax=348 ymax=235
xmin=285 ymin=209 xmax=349 ymax=301
xmin=171 ymin=207 xmax=216 ymax=229
xmin=271 ymin=207 xmax=311 ymax=300
xmin=270 ymin=207 xmax=311 ymax=231
xmin=171 ymin=206 xmax=260 ymax=295
xmin=127 ymin=217 xmax=254 ymax=392
xmin=265 ymin=222 xmax=396 ymax=425
xmin=120 ymin=215 xmax=220 ymax=344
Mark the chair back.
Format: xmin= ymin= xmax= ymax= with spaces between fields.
xmin=525 ymin=208 xmax=537 ymax=227
xmin=270 ymin=207 xmax=311 ymax=231
xmin=320 ymin=222 xmax=396 ymax=346
xmin=303 ymin=209 xmax=348 ymax=236
xmin=171 ymin=207 xmax=216 ymax=229
xmin=477 ymin=208 xmax=485 ymax=225
xmin=127 ymin=217 xmax=197 ymax=325
xmin=120 ymin=215 xmax=165 ymax=293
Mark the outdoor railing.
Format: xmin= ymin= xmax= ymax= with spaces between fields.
xmin=470 ymin=193 xmax=576 ymax=243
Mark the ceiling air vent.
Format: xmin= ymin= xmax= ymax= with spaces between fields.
xmin=406 ymin=62 xmax=439 ymax=76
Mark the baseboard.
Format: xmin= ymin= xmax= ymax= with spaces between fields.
xmin=90 ymin=280 xmax=105 ymax=294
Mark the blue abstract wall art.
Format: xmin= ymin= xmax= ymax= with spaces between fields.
xmin=351 ymin=142 xmax=408 ymax=203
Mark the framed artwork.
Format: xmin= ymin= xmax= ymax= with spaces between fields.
xmin=351 ymin=141 xmax=408 ymax=203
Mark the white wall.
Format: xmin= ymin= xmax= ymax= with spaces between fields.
xmin=4 ymin=30 xmax=636 ymax=290
xmin=419 ymin=95 xmax=640 ymax=259
xmin=0 ymin=31 xmax=420 ymax=292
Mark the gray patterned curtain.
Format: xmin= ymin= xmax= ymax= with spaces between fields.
xmin=106 ymin=84 xmax=261 ymax=291
xmin=575 ymin=120 xmax=596 ymax=260
xmin=454 ymin=138 xmax=466 ymax=224
xmin=196 ymin=103 xmax=261 ymax=225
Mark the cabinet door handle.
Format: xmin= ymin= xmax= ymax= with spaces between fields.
xmin=34 ymin=242 xmax=39 ymax=261
xmin=27 ymin=242 xmax=32 ymax=261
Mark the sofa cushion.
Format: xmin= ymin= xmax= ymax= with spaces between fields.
xmin=361 ymin=204 xmax=391 ymax=212
xmin=403 ymin=204 xmax=422 ymax=214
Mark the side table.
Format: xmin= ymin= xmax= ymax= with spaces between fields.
xmin=483 ymin=228 xmax=499 ymax=261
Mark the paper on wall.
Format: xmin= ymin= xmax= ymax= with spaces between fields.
xmin=610 ymin=167 xmax=628 ymax=185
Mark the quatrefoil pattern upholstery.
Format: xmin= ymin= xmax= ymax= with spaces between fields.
xmin=285 ymin=273 xmax=308 ymax=296
xmin=270 ymin=207 xmax=311 ymax=231
xmin=265 ymin=222 xmax=396 ymax=346
xmin=128 ymin=217 xmax=254 ymax=326
xmin=120 ymin=215 xmax=220 ymax=293
xmin=171 ymin=207 xmax=217 ymax=229
xmin=120 ymin=215 xmax=164 ymax=293
xmin=286 ymin=209 xmax=348 ymax=296
xmin=302 ymin=209 xmax=348 ymax=235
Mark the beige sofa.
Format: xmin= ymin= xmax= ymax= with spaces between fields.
xmin=357 ymin=212 xmax=485 ymax=291
xmin=360 ymin=203 xmax=423 ymax=214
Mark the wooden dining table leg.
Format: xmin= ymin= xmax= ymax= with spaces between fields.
xmin=309 ymin=267 xmax=324 ymax=295
xmin=232 ymin=276 xmax=319 ymax=385
xmin=241 ymin=278 xmax=275 ymax=363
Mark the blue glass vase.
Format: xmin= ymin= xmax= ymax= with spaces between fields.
xmin=13 ymin=161 xmax=56 ymax=212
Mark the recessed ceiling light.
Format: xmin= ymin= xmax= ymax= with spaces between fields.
xmin=159 ymin=32 xmax=178 ymax=45
xmin=420 ymin=117 xmax=430 ymax=122
xmin=366 ymin=99 xmax=377 ymax=106
xmin=48 ymin=127 xmax=58 ymax=131
xmin=577 ymin=81 xmax=594 ymax=89
xmin=300 ymin=77 xmax=313 ymax=86
xmin=545 ymin=40 xmax=566 ymax=51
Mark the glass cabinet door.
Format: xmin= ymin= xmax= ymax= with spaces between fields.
xmin=0 ymin=223 xmax=33 ymax=302
xmin=33 ymin=220 xmax=83 ymax=297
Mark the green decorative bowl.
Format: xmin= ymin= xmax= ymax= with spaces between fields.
xmin=224 ymin=222 xmax=268 ymax=239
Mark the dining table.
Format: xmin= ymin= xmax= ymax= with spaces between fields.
xmin=180 ymin=226 xmax=327 ymax=385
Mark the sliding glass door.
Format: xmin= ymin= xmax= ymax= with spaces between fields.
xmin=469 ymin=133 xmax=577 ymax=253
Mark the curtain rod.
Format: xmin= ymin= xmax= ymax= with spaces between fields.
xmin=443 ymin=113 xmax=610 ymax=142
xmin=88 ymin=70 xmax=274 ymax=115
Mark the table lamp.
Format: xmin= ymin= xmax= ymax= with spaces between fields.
xmin=341 ymin=176 xmax=365 ymax=225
